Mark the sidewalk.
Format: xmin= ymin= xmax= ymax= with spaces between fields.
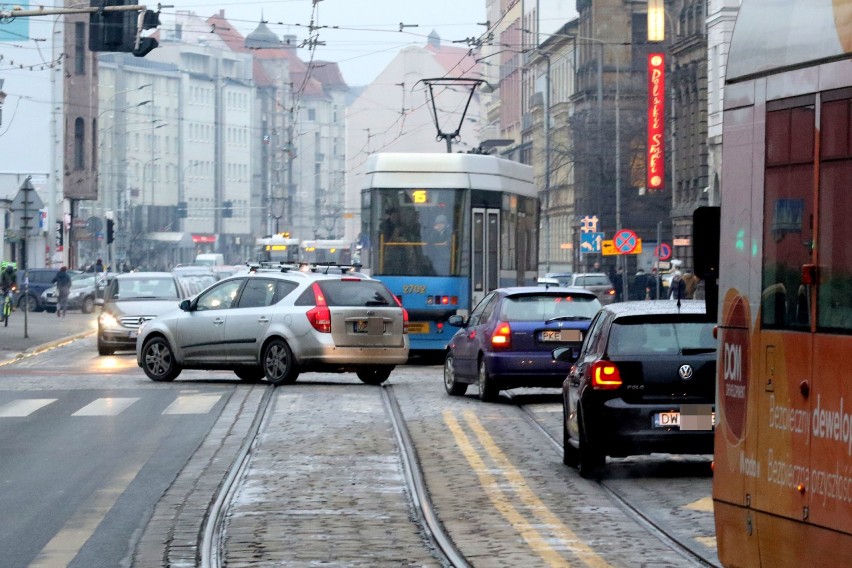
xmin=0 ymin=309 xmax=97 ymax=361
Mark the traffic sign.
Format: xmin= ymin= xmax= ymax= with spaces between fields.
xmin=613 ymin=229 xmax=639 ymax=254
xmin=602 ymin=240 xmax=617 ymax=256
xmin=655 ymin=242 xmax=672 ymax=261
xmin=580 ymin=232 xmax=604 ymax=254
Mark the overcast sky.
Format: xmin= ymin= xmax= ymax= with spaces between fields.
xmin=197 ymin=0 xmax=488 ymax=85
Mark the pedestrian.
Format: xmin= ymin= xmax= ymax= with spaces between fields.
xmin=52 ymin=266 xmax=72 ymax=318
xmin=632 ymin=268 xmax=648 ymax=301
xmin=95 ymin=258 xmax=104 ymax=273
xmin=669 ymin=270 xmax=687 ymax=300
xmin=647 ymin=267 xmax=663 ymax=299
xmin=682 ymin=270 xmax=698 ymax=299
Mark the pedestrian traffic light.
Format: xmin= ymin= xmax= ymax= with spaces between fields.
xmin=222 ymin=201 xmax=233 ymax=218
xmin=106 ymin=219 xmax=115 ymax=244
xmin=176 ymin=201 xmax=188 ymax=218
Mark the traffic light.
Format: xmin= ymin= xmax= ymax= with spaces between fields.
xmin=106 ymin=219 xmax=115 ymax=244
xmin=89 ymin=1 xmax=160 ymax=57
xmin=176 ymin=201 xmax=188 ymax=218
xmin=222 ymin=201 xmax=233 ymax=218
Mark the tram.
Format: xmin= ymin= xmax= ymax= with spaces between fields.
xmin=699 ymin=2 xmax=852 ymax=565
xmin=255 ymin=234 xmax=300 ymax=264
xmin=360 ymin=152 xmax=538 ymax=353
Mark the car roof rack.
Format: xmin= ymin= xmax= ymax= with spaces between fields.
xmin=246 ymin=261 xmax=366 ymax=276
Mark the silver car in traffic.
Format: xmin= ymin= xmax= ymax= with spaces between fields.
xmin=136 ymin=265 xmax=410 ymax=386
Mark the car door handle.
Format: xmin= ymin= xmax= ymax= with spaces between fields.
xmin=257 ymin=317 xmax=270 ymax=324
xmin=213 ymin=318 xmax=224 ymax=325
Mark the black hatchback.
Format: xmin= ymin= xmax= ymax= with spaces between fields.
xmin=556 ymin=300 xmax=716 ymax=478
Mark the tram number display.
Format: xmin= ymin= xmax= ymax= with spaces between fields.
xmin=408 ymin=322 xmax=430 ymax=334
xmin=653 ymin=406 xmax=715 ymax=430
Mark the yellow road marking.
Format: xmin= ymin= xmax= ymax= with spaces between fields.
xmin=685 ymin=496 xmax=714 ymax=512
xmin=445 ymin=410 xmax=613 ymax=568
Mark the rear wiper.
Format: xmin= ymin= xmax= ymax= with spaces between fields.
xmin=546 ymin=315 xmax=590 ymax=323
xmin=681 ymin=347 xmax=716 ymax=355
xmin=365 ymin=300 xmax=390 ymax=306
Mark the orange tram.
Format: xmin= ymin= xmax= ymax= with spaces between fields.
xmin=696 ymin=1 xmax=852 ymax=566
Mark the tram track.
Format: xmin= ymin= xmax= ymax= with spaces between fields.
xmin=512 ymin=397 xmax=720 ymax=568
xmin=199 ymin=383 xmax=469 ymax=568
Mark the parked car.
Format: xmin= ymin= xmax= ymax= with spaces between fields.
xmin=171 ymin=264 xmax=220 ymax=296
xmin=98 ymin=272 xmax=193 ymax=355
xmin=42 ymin=272 xmax=108 ymax=313
xmin=567 ymin=272 xmax=616 ymax=305
xmin=556 ymin=300 xmax=716 ymax=478
xmin=16 ymin=268 xmax=63 ymax=312
xmin=443 ymin=286 xmax=602 ymax=401
xmin=545 ymin=272 xmax=573 ymax=287
xmin=136 ymin=265 xmax=410 ymax=385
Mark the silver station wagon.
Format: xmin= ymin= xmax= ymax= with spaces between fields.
xmin=136 ymin=264 xmax=410 ymax=385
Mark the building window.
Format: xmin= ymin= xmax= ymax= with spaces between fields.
xmin=74 ymin=117 xmax=85 ymax=170
xmin=307 ymin=108 xmax=316 ymax=121
xmin=75 ymin=22 xmax=86 ymax=75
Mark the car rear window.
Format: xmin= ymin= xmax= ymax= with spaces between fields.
xmin=609 ymin=320 xmax=716 ymax=355
xmin=500 ymin=294 xmax=601 ymax=321
xmin=574 ymin=275 xmax=610 ymax=286
xmin=314 ymin=280 xmax=396 ymax=307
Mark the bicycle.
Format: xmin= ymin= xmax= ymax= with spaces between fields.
xmin=2 ymin=284 xmax=16 ymax=327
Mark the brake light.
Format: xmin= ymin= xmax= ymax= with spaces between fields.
xmin=306 ymin=282 xmax=331 ymax=333
xmin=491 ymin=322 xmax=512 ymax=348
xmin=606 ymin=289 xmax=616 ymax=296
xmin=391 ymin=291 xmax=409 ymax=334
xmin=590 ymin=360 xmax=622 ymax=390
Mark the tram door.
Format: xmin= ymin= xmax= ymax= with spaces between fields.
xmin=471 ymin=208 xmax=500 ymax=308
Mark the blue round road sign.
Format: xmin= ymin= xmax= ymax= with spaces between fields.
xmin=655 ymin=242 xmax=672 ymax=260
xmin=613 ymin=229 xmax=639 ymax=254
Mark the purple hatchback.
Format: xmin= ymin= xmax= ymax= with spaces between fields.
xmin=443 ymin=287 xmax=601 ymax=401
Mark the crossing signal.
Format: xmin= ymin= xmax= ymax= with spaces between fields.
xmin=106 ymin=219 xmax=115 ymax=244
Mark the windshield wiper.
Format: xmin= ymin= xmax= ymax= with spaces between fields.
xmin=681 ymin=347 xmax=716 ymax=355
xmin=546 ymin=315 xmax=590 ymax=323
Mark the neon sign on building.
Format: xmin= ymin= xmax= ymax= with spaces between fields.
xmin=647 ymin=53 xmax=665 ymax=191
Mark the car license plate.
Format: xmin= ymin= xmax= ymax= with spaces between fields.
xmin=354 ymin=320 xmax=369 ymax=333
xmin=540 ymin=329 xmax=583 ymax=342
xmin=653 ymin=406 xmax=715 ymax=430
xmin=129 ymin=330 xmax=138 ymax=339
xmin=408 ymin=322 xmax=429 ymax=334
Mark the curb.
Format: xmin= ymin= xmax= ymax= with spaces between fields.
xmin=0 ymin=330 xmax=96 ymax=366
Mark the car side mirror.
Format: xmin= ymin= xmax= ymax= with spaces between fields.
xmin=179 ymin=299 xmax=192 ymax=311
xmin=447 ymin=314 xmax=465 ymax=327
xmin=552 ymin=346 xmax=579 ymax=363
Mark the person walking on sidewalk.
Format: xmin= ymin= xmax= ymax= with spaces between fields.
xmin=52 ymin=266 xmax=72 ymax=318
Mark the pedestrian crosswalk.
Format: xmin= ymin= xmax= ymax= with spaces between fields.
xmin=0 ymin=394 xmax=225 ymax=417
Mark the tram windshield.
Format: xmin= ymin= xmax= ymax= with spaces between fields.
xmin=369 ymin=188 xmax=463 ymax=277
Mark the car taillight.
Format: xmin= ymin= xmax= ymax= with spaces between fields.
xmin=606 ymin=289 xmax=616 ymax=296
xmin=590 ymin=360 xmax=622 ymax=390
xmin=491 ymin=322 xmax=511 ymax=348
xmin=391 ymin=290 xmax=409 ymax=334
xmin=306 ymin=282 xmax=331 ymax=333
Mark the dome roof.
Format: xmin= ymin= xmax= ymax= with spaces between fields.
xmin=245 ymin=20 xmax=280 ymax=49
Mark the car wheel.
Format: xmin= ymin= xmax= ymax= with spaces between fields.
xmin=562 ymin=409 xmax=578 ymax=467
xmin=81 ymin=296 xmax=95 ymax=314
xmin=356 ymin=366 xmax=393 ymax=385
xmin=141 ymin=336 xmax=181 ymax=382
xmin=477 ymin=359 xmax=499 ymax=402
xmin=262 ymin=338 xmax=299 ymax=386
xmin=444 ymin=353 xmax=467 ymax=396
xmin=234 ymin=367 xmax=265 ymax=382
xmin=577 ymin=408 xmax=605 ymax=478
xmin=18 ymin=294 xmax=38 ymax=312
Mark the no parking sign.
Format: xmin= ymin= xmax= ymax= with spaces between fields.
xmin=655 ymin=242 xmax=672 ymax=261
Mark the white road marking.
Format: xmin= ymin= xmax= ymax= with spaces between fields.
xmin=72 ymin=397 xmax=140 ymax=416
xmin=162 ymin=394 xmax=222 ymax=415
xmin=0 ymin=398 xmax=57 ymax=417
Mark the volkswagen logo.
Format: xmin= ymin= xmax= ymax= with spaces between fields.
xmin=678 ymin=364 xmax=694 ymax=380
